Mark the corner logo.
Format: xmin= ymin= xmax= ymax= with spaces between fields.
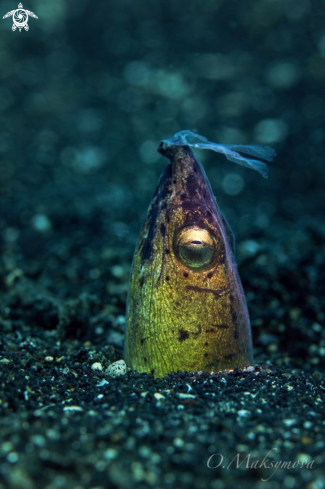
xmin=3 ymin=3 xmax=38 ymax=32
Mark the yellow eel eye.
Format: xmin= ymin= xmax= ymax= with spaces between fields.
xmin=174 ymin=226 xmax=219 ymax=270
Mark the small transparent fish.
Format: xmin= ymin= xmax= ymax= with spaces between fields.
xmin=124 ymin=131 xmax=275 ymax=378
xmin=162 ymin=130 xmax=276 ymax=178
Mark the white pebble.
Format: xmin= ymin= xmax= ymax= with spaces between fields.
xmin=104 ymin=448 xmax=117 ymax=460
xmin=177 ymin=393 xmax=196 ymax=399
xmin=105 ymin=360 xmax=127 ymax=377
xmin=63 ymin=406 xmax=83 ymax=412
xmin=245 ymin=366 xmax=255 ymax=372
xmin=154 ymin=393 xmax=165 ymax=401
xmin=44 ymin=356 xmax=54 ymax=363
xmin=173 ymin=438 xmax=184 ymax=448
xmin=298 ymin=453 xmax=312 ymax=464
xmin=97 ymin=379 xmax=109 ymax=387
xmin=237 ymin=409 xmax=251 ymax=417
xmin=283 ymin=419 xmax=296 ymax=427
xmin=91 ymin=362 xmax=103 ymax=371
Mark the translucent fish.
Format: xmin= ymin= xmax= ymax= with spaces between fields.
xmin=161 ymin=130 xmax=276 ymax=179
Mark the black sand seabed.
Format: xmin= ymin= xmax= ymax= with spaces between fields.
xmin=1 ymin=0 xmax=325 ymax=488
xmin=0 ymin=203 xmax=324 ymax=489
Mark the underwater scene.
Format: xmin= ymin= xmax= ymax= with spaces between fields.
xmin=0 ymin=0 xmax=324 ymax=488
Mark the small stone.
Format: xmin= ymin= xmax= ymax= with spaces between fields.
xmin=245 ymin=366 xmax=255 ymax=372
xmin=173 ymin=438 xmax=184 ymax=448
xmin=97 ymin=379 xmax=109 ymax=387
xmin=44 ymin=356 xmax=54 ymax=363
xmin=105 ymin=360 xmax=127 ymax=377
xmin=63 ymin=406 xmax=84 ymax=412
xmin=303 ymin=421 xmax=313 ymax=429
xmin=237 ymin=409 xmax=251 ymax=417
xmin=104 ymin=448 xmax=117 ymax=460
xmin=297 ymin=453 xmax=312 ymax=463
xmin=177 ymin=393 xmax=196 ymax=399
xmin=154 ymin=393 xmax=165 ymax=401
xmin=91 ymin=362 xmax=103 ymax=371
xmin=283 ymin=419 xmax=296 ymax=427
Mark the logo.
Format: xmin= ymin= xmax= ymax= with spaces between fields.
xmin=3 ymin=3 xmax=38 ymax=32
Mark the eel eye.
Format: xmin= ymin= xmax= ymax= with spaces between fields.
xmin=174 ymin=226 xmax=218 ymax=270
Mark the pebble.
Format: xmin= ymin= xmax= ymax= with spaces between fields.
xmin=154 ymin=393 xmax=165 ymax=401
xmin=104 ymin=448 xmax=117 ymax=460
xmin=91 ymin=362 xmax=103 ymax=371
xmin=97 ymin=379 xmax=109 ymax=387
xmin=177 ymin=393 xmax=196 ymax=399
xmin=63 ymin=406 xmax=84 ymax=412
xmin=245 ymin=366 xmax=255 ymax=372
xmin=173 ymin=438 xmax=184 ymax=448
xmin=105 ymin=360 xmax=127 ymax=377
xmin=44 ymin=356 xmax=54 ymax=363
xmin=283 ymin=419 xmax=297 ymax=427
xmin=237 ymin=410 xmax=251 ymax=417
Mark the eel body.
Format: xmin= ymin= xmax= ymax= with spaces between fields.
xmin=124 ymin=141 xmax=254 ymax=377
